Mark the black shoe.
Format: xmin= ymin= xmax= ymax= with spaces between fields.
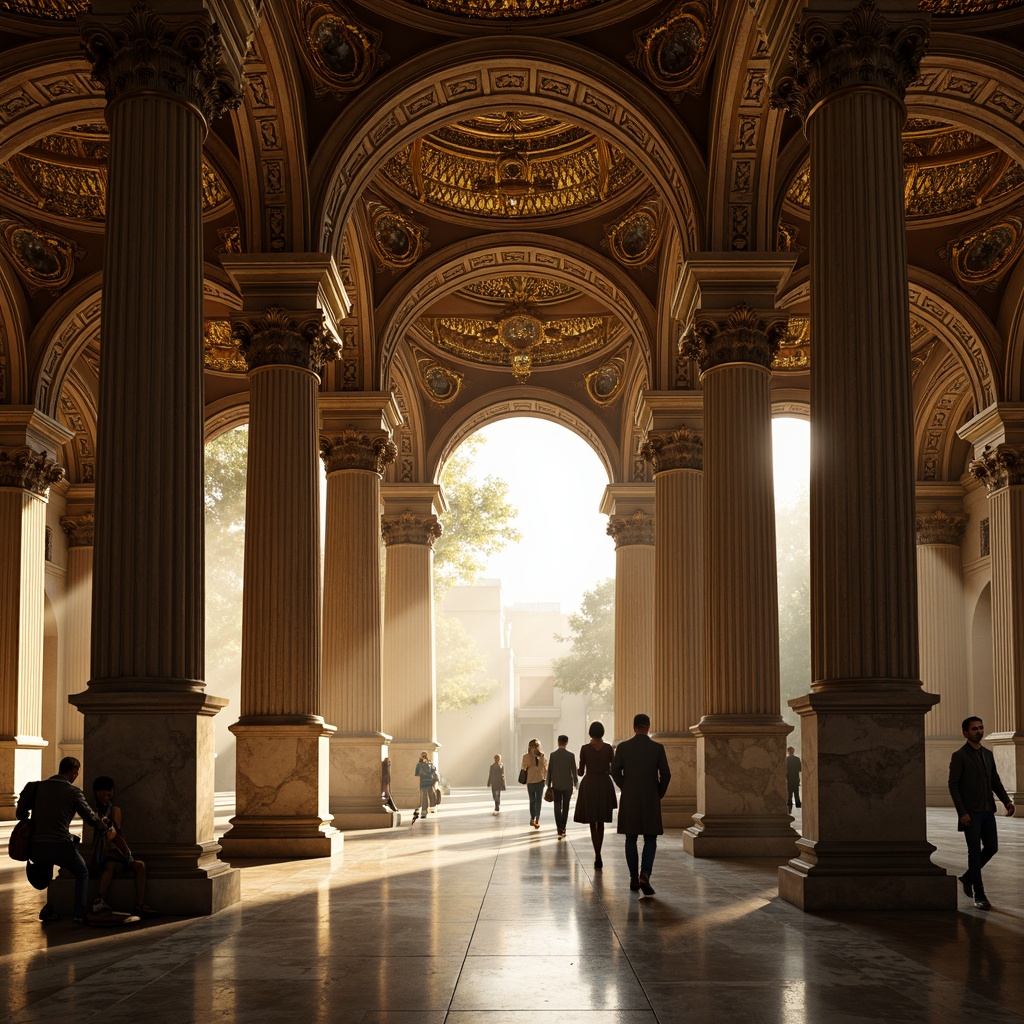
xmin=594 ymin=856 xmax=603 ymax=869
xmin=629 ymin=877 xmax=640 ymax=892
xmin=639 ymin=873 xmax=655 ymax=897
xmin=959 ymin=873 xmax=973 ymax=898
xmin=38 ymin=904 xmax=58 ymax=922
xmin=974 ymin=894 xmax=991 ymax=909
xmin=412 ymin=810 xmax=419 ymax=821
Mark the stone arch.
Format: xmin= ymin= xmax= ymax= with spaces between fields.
xmin=386 ymin=353 xmax=425 ymax=486
xmin=375 ymin=235 xmax=657 ymax=390
xmin=205 ymin=394 xmax=250 ymax=444
xmin=56 ymin=370 xmax=98 ymax=486
xmin=309 ymin=37 xmax=706 ymax=259
xmin=999 ymin=255 xmax=1024 ymax=401
xmin=0 ymin=253 xmax=30 ymax=403
xmin=429 ymin=388 xmax=617 ymax=486
xmin=913 ymin=347 xmax=975 ymax=483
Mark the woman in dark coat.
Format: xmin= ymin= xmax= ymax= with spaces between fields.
xmin=573 ymin=721 xmax=616 ymax=868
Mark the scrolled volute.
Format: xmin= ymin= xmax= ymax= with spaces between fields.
xmin=682 ymin=303 xmax=786 ymax=374
xmin=0 ymin=446 xmax=65 ymax=497
xmin=61 ymin=512 xmax=96 ymax=548
xmin=639 ymin=427 xmax=703 ymax=472
xmin=915 ymin=510 xmax=967 ymax=546
xmin=969 ymin=444 xmax=1024 ymax=493
xmin=233 ymin=306 xmax=341 ymax=374
xmin=320 ymin=429 xmax=397 ymax=475
xmin=381 ymin=511 xmax=443 ymax=547
xmin=607 ymin=509 xmax=655 ymax=548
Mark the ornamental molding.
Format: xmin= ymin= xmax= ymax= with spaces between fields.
xmin=320 ymin=428 xmax=397 ymax=474
xmin=969 ymin=443 xmax=1024 ymax=491
xmin=639 ymin=427 xmax=703 ymax=472
xmin=381 ymin=511 xmax=443 ymax=547
xmin=61 ymin=511 xmax=95 ymax=547
xmin=683 ymin=303 xmax=786 ymax=373
xmin=233 ymin=306 xmax=341 ymax=374
xmin=771 ymin=0 xmax=930 ymax=124
xmin=915 ymin=509 xmax=967 ymax=545
xmin=0 ymin=445 xmax=64 ymax=497
xmin=80 ymin=2 xmax=243 ymax=123
xmin=607 ymin=509 xmax=655 ymax=547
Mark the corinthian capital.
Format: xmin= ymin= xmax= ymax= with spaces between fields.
xmin=80 ymin=3 xmax=243 ymax=122
xmin=61 ymin=512 xmax=96 ymax=548
xmin=771 ymin=0 xmax=930 ymax=124
xmin=607 ymin=510 xmax=655 ymax=548
xmin=382 ymin=512 xmax=443 ymax=547
xmin=639 ymin=428 xmax=703 ymax=473
xmin=320 ymin=429 xmax=397 ymax=475
xmin=0 ymin=446 xmax=64 ymax=497
xmin=969 ymin=444 xmax=1024 ymax=493
xmin=683 ymin=304 xmax=786 ymax=374
xmin=915 ymin=510 xmax=967 ymax=546
xmin=233 ymin=306 xmax=341 ymax=374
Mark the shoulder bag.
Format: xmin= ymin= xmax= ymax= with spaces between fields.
xmin=518 ymin=767 xmax=528 ymax=785
xmin=8 ymin=819 xmax=32 ymax=862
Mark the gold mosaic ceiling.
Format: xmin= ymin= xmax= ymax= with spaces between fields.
xmin=381 ymin=111 xmax=642 ymax=218
xmin=0 ymin=0 xmax=87 ymax=18
xmin=399 ymin=0 xmax=605 ymax=17
xmin=918 ymin=0 xmax=1024 ymax=12
xmin=786 ymin=118 xmax=1024 ymax=221
xmin=0 ymin=124 xmax=232 ymax=224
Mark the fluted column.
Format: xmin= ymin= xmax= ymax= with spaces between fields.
xmin=320 ymin=394 xmax=401 ymax=829
xmin=0 ymin=410 xmax=69 ymax=819
xmin=638 ymin=392 xmax=704 ymax=827
xmin=70 ymin=2 xmax=256 ymax=914
xmin=218 ymin=259 xmax=348 ymax=859
xmin=381 ymin=485 xmax=445 ymax=806
xmin=961 ymin=404 xmax=1024 ymax=803
xmin=57 ymin=487 xmax=95 ymax=782
xmin=678 ymin=298 xmax=798 ymax=858
xmin=771 ymin=0 xmax=952 ymax=909
xmin=915 ymin=496 xmax=969 ymax=807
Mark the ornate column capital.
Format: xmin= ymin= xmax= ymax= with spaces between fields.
xmin=683 ymin=304 xmax=787 ymax=374
xmin=771 ymin=0 xmax=930 ymax=124
xmin=639 ymin=427 xmax=703 ymax=473
xmin=0 ymin=446 xmax=64 ymax=498
xmin=382 ymin=512 xmax=443 ymax=548
xmin=320 ymin=428 xmax=397 ymax=475
xmin=80 ymin=2 xmax=244 ymax=122
xmin=607 ymin=510 xmax=655 ymax=548
xmin=233 ymin=306 xmax=341 ymax=374
xmin=915 ymin=510 xmax=967 ymax=546
xmin=969 ymin=443 xmax=1024 ymax=493
xmin=61 ymin=512 xmax=96 ymax=548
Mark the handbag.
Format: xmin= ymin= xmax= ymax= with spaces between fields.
xmin=543 ymin=786 xmax=554 ymax=803
xmin=8 ymin=819 xmax=32 ymax=861
xmin=433 ymin=784 xmax=442 ymax=805
xmin=518 ymin=768 xmax=528 ymax=785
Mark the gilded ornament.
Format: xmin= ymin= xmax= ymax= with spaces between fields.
xmin=320 ymin=429 xmax=397 ymax=474
xmin=607 ymin=510 xmax=655 ymax=548
xmin=204 ymin=319 xmax=247 ymax=374
xmin=462 ymin=276 xmax=575 ymax=305
xmin=381 ymin=511 xmax=443 ymax=547
xmin=969 ymin=443 xmax=1024 ymax=492
xmin=683 ymin=304 xmax=787 ymax=373
xmin=0 ymin=446 xmax=64 ymax=497
xmin=400 ymin=0 xmax=603 ymax=17
xmin=942 ymin=217 xmax=1024 ymax=290
xmin=776 ymin=221 xmax=803 ymax=254
xmin=639 ymin=428 xmax=703 ymax=472
xmin=233 ymin=306 xmax=341 ymax=373
xmin=606 ymin=197 xmax=661 ymax=267
xmin=584 ymin=360 xmax=625 ymax=405
xmin=298 ymin=1 xmax=384 ymax=97
xmin=773 ymin=316 xmax=810 ymax=371
xmin=0 ymin=217 xmax=82 ymax=292
xmin=918 ymin=0 xmax=1023 ymax=13
xmin=61 ymin=512 xmax=95 ymax=548
xmin=629 ymin=0 xmax=715 ymax=96
xmin=0 ymin=0 xmax=87 ymax=18
xmin=413 ymin=351 xmax=463 ymax=406
xmin=365 ymin=198 xmax=428 ymax=270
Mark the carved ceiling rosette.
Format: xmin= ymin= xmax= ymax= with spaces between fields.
xmin=969 ymin=443 xmax=1024 ymax=492
xmin=80 ymin=2 xmax=242 ymax=121
xmin=941 ymin=216 xmax=1024 ymax=291
xmin=914 ymin=509 xmax=968 ymax=545
xmin=628 ymin=0 xmax=716 ymax=97
xmin=233 ymin=306 xmax=341 ymax=374
xmin=607 ymin=509 xmax=655 ymax=548
xmin=639 ymin=427 xmax=703 ymax=473
xmin=583 ymin=358 xmax=625 ymax=405
xmin=0 ymin=217 xmax=83 ymax=293
xmin=320 ymin=428 xmax=397 ymax=475
xmin=0 ymin=446 xmax=65 ymax=497
xmin=61 ymin=512 xmax=96 ymax=548
xmin=605 ymin=196 xmax=661 ymax=267
xmin=683 ymin=303 xmax=787 ymax=374
xmin=365 ymin=197 xmax=428 ymax=271
xmin=297 ymin=0 xmax=386 ymax=98
xmin=381 ymin=511 xmax=443 ymax=547
xmin=771 ymin=0 xmax=930 ymax=124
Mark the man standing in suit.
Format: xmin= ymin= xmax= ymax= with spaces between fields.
xmin=948 ymin=716 xmax=1016 ymax=909
xmin=546 ymin=735 xmax=578 ymax=839
xmin=611 ymin=713 xmax=670 ymax=896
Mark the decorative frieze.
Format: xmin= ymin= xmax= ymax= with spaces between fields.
xmin=639 ymin=427 xmax=703 ymax=473
xmin=915 ymin=510 xmax=967 ymax=546
xmin=60 ymin=512 xmax=96 ymax=548
xmin=80 ymin=3 xmax=242 ymax=122
xmin=381 ymin=512 xmax=442 ymax=548
xmin=0 ymin=446 xmax=64 ymax=497
xmin=771 ymin=0 xmax=930 ymax=124
xmin=969 ymin=444 xmax=1024 ymax=493
xmin=320 ymin=429 xmax=397 ymax=475
xmin=607 ymin=509 xmax=655 ymax=548
xmin=233 ymin=307 xmax=341 ymax=374
xmin=683 ymin=303 xmax=786 ymax=373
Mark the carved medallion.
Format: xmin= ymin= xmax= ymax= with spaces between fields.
xmin=584 ymin=358 xmax=625 ymax=405
xmin=413 ymin=349 xmax=463 ymax=405
xmin=606 ymin=196 xmax=661 ymax=267
xmin=365 ymin=197 xmax=428 ymax=270
xmin=942 ymin=216 xmax=1024 ymax=290
xmin=299 ymin=1 xmax=384 ymax=97
xmin=629 ymin=0 xmax=716 ymax=96
xmin=0 ymin=217 xmax=82 ymax=292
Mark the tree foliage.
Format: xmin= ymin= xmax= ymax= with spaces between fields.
xmin=776 ymin=480 xmax=811 ymax=742
xmin=552 ymin=577 xmax=615 ymax=708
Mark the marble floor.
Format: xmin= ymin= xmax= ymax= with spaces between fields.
xmin=1 ymin=792 xmax=1022 ymax=1024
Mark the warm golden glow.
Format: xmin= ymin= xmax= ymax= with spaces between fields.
xmin=400 ymin=0 xmax=605 ymax=16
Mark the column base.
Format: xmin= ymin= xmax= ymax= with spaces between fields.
xmin=657 ymin=735 xmax=696 ymax=829
xmin=388 ymin=739 xmax=439 ymax=809
xmin=0 ymin=737 xmax=45 ymax=820
xmin=683 ymin=816 xmax=799 ymax=858
xmin=329 ymin=734 xmax=399 ymax=830
xmin=986 ymin=732 xmax=1024 ymax=804
xmin=924 ymin=737 xmax=962 ymax=807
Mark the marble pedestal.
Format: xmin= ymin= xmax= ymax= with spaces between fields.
xmin=0 ymin=740 xmax=43 ymax=820
xmin=330 ymin=735 xmax=399 ymax=830
xmin=924 ymin=737 xmax=961 ymax=807
xmin=683 ymin=716 xmax=798 ymax=857
xmin=220 ymin=722 xmax=341 ymax=859
xmin=987 ymin=733 xmax=1023 ymax=804
xmin=658 ymin=735 xmax=696 ymax=829
xmin=389 ymin=740 xmax=439 ymax=809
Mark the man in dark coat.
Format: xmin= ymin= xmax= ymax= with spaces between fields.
xmin=611 ymin=713 xmax=670 ymax=896
xmin=948 ymin=716 xmax=1016 ymax=909
xmin=546 ymin=735 xmax=578 ymax=839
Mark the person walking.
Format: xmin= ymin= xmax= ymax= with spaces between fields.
xmin=521 ymin=739 xmax=548 ymax=829
xmin=611 ymin=713 xmax=671 ymax=897
xmin=786 ymin=746 xmax=802 ymax=813
xmin=487 ymin=754 xmax=506 ymax=814
xmin=948 ymin=716 xmax=1016 ymax=909
xmin=381 ymin=757 xmax=397 ymax=813
xmin=412 ymin=751 xmax=435 ymax=822
xmin=573 ymin=721 xmax=617 ymax=868
xmin=547 ymin=735 xmax=578 ymax=839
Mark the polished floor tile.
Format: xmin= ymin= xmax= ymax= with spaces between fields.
xmin=1 ymin=792 xmax=1022 ymax=1023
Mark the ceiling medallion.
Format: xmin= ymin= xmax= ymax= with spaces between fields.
xmin=941 ymin=215 xmax=1024 ymax=290
xmin=629 ymin=0 xmax=716 ymax=96
xmin=298 ymin=1 xmax=385 ymax=97
xmin=606 ymin=196 xmax=662 ymax=267
xmin=204 ymin=319 xmax=247 ymax=375
xmin=471 ymin=116 xmax=555 ymax=216
xmin=365 ymin=197 xmax=428 ymax=270
xmin=400 ymin=0 xmax=604 ymax=17
xmin=0 ymin=216 xmax=82 ymax=292
xmin=773 ymin=316 xmax=810 ymax=372
xmin=584 ymin=357 xmax=626 ymax=405
xmin=413 ymin=349 xmax=463 ymax=405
